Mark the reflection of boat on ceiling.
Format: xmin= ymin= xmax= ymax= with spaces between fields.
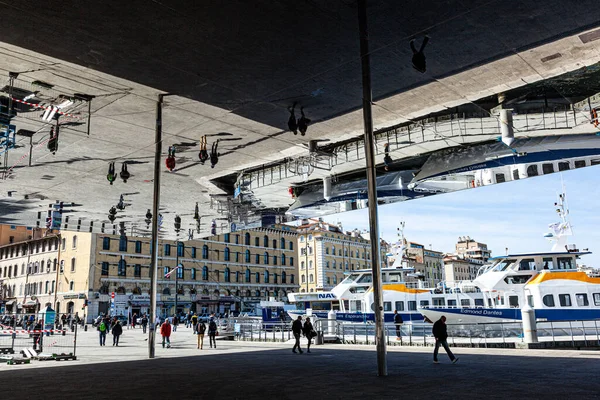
xmin=288 ymin=133 xmax=600 ymax=216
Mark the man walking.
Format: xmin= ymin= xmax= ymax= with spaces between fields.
xmin=208 ymin=317 xmax=218 ymax=348
xmin=291 ymin=316 xmax=303 ymax=354
xmin=394 ymin=310 xmax=404 ymax=340
xmin=160 ymin=318 xmax=172 ymax=348
xmin=197 ymin=320 xmax=206 ymax=350
xmin=111 ymin=320 xmax=123 ymax=346
xmin=98 ymin=318 xmax=108 ymax=346
xmin=432 ymin=316 xmax=458 ymax=364
xmin=141 ymin=314 xmax=148 ymax=334
xmin=191 ymin=313 xmax=198 ymax=334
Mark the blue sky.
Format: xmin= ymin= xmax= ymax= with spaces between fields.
xmin=324 ymin=165 xmax=600 ymax=268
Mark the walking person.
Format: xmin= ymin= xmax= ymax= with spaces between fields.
xmin=111 ymin=320 xmax=123 ymax=346
xmin=172 ymin=315 xmax=179 ymax=332
xmin=196 ymin=320 xmax=206 ymax=350
xmin=410 ymin=35 xmax=430 ymax=73
xmin=432 ymin=316 xmax=458 ymax=364
xmin=32 ymin=319 xmax=43 ymax=351
xmin=208 ymin=317 xmax=218 ymax=348
xmin=394 ymin=310 xmax=404 ymax=340
xmin=210 ymin=140 xmax=220 ymax=168
xmin=198 ymin=135 xmax=209 ymax=165
xmin=98 ymin=318 xmax=108 ymax=346
xmin=303 ymin=317 xmax=315 ymax=353
xmin=107 ymin=162 xmax=116 ymax=185
xmin=160 ymin=318 xmax=172 ymax=348
xmin=141 ymin=314 xmax=148 ymax=334
xmin=120 ymin=162 xmax=130 ymax=183
xmin=191 ymin=313 xmax=198 ymax=334
xmin=166 ymin=146 xmax=176 ymax=172
xmin=291 ymin=316 xmax=303 ymax=354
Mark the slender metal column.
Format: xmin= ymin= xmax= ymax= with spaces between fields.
xmin=357 ymin=0 xmax=387 ymax=376
xmin=148 ymin=94 xmax=165 ymax=358
xmin=175 ymin=239 xmax=179 ymax=316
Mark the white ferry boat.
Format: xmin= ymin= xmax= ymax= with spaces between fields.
xmin=419 ymin=192 xmax=600 ymax=324
xmin=287 ymin=266 xmax=483 ymax=324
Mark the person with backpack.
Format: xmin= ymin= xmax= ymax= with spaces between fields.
xmin=196 ymin=320 xmax=207 ymax=349
xmin=172 ymin=315 xmax=179 ymax=332
xmin=111 ymin=320 xmax=123 ymax=346
xmin=303 ymin=317 xmax=316 ymax=353
xmin=191 ymin=313 xmax=198 ymax=334
xmin=208 ymin=317 xmax=218 ymax=348
xmin=160 ymin=318 xmax=172 ymax=348
xmin=98 ymin=319 xmax=108 ymax=346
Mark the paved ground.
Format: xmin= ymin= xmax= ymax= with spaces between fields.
xmin=1 ymin=325 xmax=599 ymax=399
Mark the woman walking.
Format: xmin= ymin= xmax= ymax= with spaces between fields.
xmin=303 ymin=317 xmax=315 ymax=353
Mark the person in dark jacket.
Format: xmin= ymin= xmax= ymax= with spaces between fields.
xmin=32 ymin=320 xmax=43 ymax=351
xmin=197 ymin=320 xmax=207 ymax=349
xmin=291 ymin=316 xmax=303 ymax=354
xmin=394 ymin=310 xmax=404 ymax=339
xmin=302 ymin=317 xmax=315 ymax=353
xmin=141 ymin=314 xmax=148 ymax=334
xmin=208 ymin=318 xmax=218 ymax=348
xmin=111 ymin=321 xmax=123 ymax=346
xmin=432 ymin=316 xmax=458 ymax=364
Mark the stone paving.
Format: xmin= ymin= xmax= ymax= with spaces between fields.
xmin=0 ymin=325 xmax=599 ymax=399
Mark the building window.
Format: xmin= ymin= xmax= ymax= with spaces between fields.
xmin=236 ymin=271 xmax=240 ymax=283
xmin=301 ymin=261 xmax=305 ymax=269
xmin=224 ymin=233 xmax=230 ymax=243
xmin=281 ymin=238 xmax=286 ymax=249
xmin=102 ymin=237 xmax=110 ymax=250
xmin=333 ymin=261 xmax=337 ymax=269
xmin=177 ymin=266 xmax=184 ymax=279
xmin=69 ymin=281 xmax=74 ymax=291
xmin=281 ymin=271 xmax=287 ymax=283
xmin=70 ymin=257 xmax=76 ymax=272
xmin=61 ymin=239 xmax=65 ymax=251
xmin=191 ymin=268 xmax=196 ymax=280
xmin=281 ymin=254 xmax=286 ymax=265
xmin=191 ymin=247 xmax=197 ymax=258
xmin=236 ymin=252 xmax=240 ymax=263
xmin=264 ymin=252 xmax=269 ymax=265
xmin=224 ymin=247 xmax=230 ymax=261
xmin=177 ymin=242 xmax=184 ymax=257
xmin=72 ymin=235 xmax=78 ymax=249
xmin=290 ymin=257 xmax=294 ymax=267
xmin=290 ymin=274 xmax=295 ymax=284
xmin=255 ymin=272 xmax=260 ymax=283
xmin=262 ymin=235 xmax=268 ymax=247
xmin=289 ymin=241 xmax=294 ymax=250
xmin=135 ymin=241 xmax=142 ymax=254
xmin=245 ymin=233 xmax=251 ymax=245
xmin=255 ymin=254 xmax=260 ymax=264
xmin=118 ymin=259 xmax=126 ymax=276
xmin=101 ymin=262 xmax=109 ymax=276
xmin=214 ymin=270 xmax=220 ymax=282
xmin=224 ymin=267 xmax=231 ymax=282
xmin=202 ymin=266 xmax=209 ymax=281
xmin=309 ymin=274 xmax=314 ymax=283
xmin=202 ymin=245 xmax=209 ymax=259
xmin=245 ymin=269 xmax=251 ymax=283
xmin=326 ymin=276 xmax=331 ymax=285
xmin=326 ymin=247 xmax=329 ymax=254
xmin=164 ymin=244 xmax=171 ymax=256
xmin=134 ymin=264 xmax=142 ymax=277
xmin=235 ymin=235 xmax=240 ymax=244
xmin=119 ymin=237 xmax=127 ymax=252
xmin=272 ymin=239 xmax=277 ymax=249
xmin=273 ymin=273 xmax=278 ymax=284
xmin=264 ymin=271 xmax=270 ymax=283
xmin=273 ymin=255 xmax=277 ymax=266
xmin=245 ymin=250 xmax=251 ymax=263
xmin=301 ymin=275 xmax=306 ymax=284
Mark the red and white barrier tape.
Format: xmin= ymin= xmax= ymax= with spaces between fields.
xmin=10 ymin=97 xmax=81 ymax=119
xmin=0 ymin=329 xmax=67 ymax=334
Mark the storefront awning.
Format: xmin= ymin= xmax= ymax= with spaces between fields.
xmin=4 ymin=300 xmax=15 ymax=306
xmin=23 ymin=300 xmax=37 ymax=306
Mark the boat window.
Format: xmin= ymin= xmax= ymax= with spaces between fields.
xmin=542 ymin=163 xmax=554 ymax=174
xmin=495 ymin=173 xmax=506 ymax=183
xmin=576 ymin=293 xmax=589 ymax=307
xmin=574 ymin=160 xmax=586 ymax=169
xmin=343 ymin=274 xmax=360 ymax=283
xmin=559 ymin=294 xmax=572 ymax=307
xmin=408 ymin=301 xmax=417 ymax=311
xmin=420 ymin=300 xmax=429 ymax=307
xmin=558 ymin=161 xmax=570 ymax=171
xmin=357 ymin=274 xmax=372 ymax=284
xmin=542 ymin=294 xmax=555 ymax=307
xmin=509 ymin=296 xmax=519 ymax=308
xmin=593 ymin=293 xmax=600 ymax=306
xmin=518 ymin=259 xmax=536 ymax=271
xmin=494 ymin=259 xmax=517 ymax=271
xmin=512 ymin=169 xmax=520 ymax=180
xmin=388 ymin=273 xmax=402 ymax=283
xmin=395 ymin=301 xmax=404 ymax=311
xmin=474 ymin=299 xmax=484 ymax=307
xmin=556 ymin=257 xmax=574 ymax=270
xmin=591 ymin=159 xmax=600 ymax=166
xmin=460 ymin=299 xmax=470 ymax=307
xmin=526 ymin=165 xmax=539 ymax=177
xmin=542 ymin=257 xmax=554 ymax=270
xmin=527 ymin=295 xmax=534 ymax=307
xmin=384 ymin=302 xmax=392 ymax=312
xmin=432 ymin=297 xmax=445 ymax=307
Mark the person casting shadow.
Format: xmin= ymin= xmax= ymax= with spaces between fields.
xmin=410 ymin=36 xmax=430 ymax=73
xmin=288 ymin=102 xmax=298 ymax=135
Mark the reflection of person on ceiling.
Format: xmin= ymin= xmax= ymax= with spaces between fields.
xmin=288 ymin=102 xmax=298 ymax=135
xmin=166 ymin=146 xmax=176 ymax=172
xmin=199 ymin=135 xmax=209 ymax=165
xmin=410 ymin=36 xmax=429 ymax=74
xmin=210 ymin=140 xmax=220 ymax=169
xmin=298 ymin=107 xmax=310 ymax=136
xmin=383 ymin=143 xmax=392 ymax=171
xmin=120 ymin=163 xmax=130 ymax=183
xmin=47 ymin=126 xmax=59 ymax=155
xmin=107 ymin=162 xmax=116 ymax=185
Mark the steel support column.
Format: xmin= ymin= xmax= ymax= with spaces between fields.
xmin=357 ymin=0 xmax=387 ymax=376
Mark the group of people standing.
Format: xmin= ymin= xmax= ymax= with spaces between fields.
xmin=97 ymin=315 xmax=124 ymax=346
xmin=157 ymin=313 xmax=219 ymax=349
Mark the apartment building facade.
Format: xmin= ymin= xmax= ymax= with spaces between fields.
xmin=455 ymin=236 xmax=491 ymax=262
xmin=404 ymin=242 xmax=444 ymax=287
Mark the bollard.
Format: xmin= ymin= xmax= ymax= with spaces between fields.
xmin=84 ymin=325 xmax=88 ymax=332
xmin=328 ymin=310 xmax=336 ymax=336
xmin=521 ymin=306 xmax=538 ymax=343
